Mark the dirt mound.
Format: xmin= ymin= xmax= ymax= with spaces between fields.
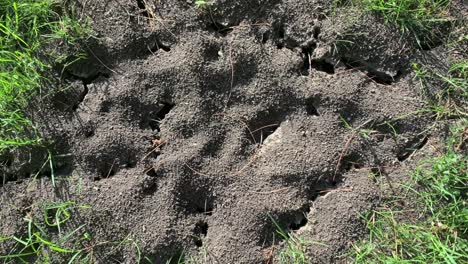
xmin=1 ymin=0 xmax=454 ymax=263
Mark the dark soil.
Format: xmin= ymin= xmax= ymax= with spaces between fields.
xmin=1 ymin=0 xmax=466 ymax=263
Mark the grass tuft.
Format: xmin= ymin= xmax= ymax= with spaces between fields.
xmin=194 ymin=1 xmax=213 ymax=8
xmin=335 ymin=0 xmax=454 ymax=48
xmin=413 ymin=60 xmax=468 ymax=118
xmin=269 ymin=215 xmax=317 ymax=264
xmin=360 ymin=0 xmax=452 ymax=47
xmin=351 ymin=121 xmax=468 ymax=263
xmin=0 ymin=0 xmax=89 ymax=151
xmin=0 ymin=201 xmax=143 ymax=263
xmin=0 ymin=201 xmax=91 ymax=263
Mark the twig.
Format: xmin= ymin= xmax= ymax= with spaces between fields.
xmin=184 ymin=162 xmax=212 ymax=177
xmin=250 ymin=123 xmax=279 ymax=134
xmin=222 ymin=36 xmax=236 ymax=114
xmin=318 ymin=187 xmax=353 ymax=194
xmin=106 ymin=159 xmax=117 ymax=178
xmin=230 ymin=154 xmax=259 ymax=176
xmin=264 ymin=246 xmax=275 ymax=264
xmin=333 ymin=119 xmax=373 ymax=181
xmin=85 ymin=43 xmax=119 ymax=75
xmin=238 ymin=119 xmax=257 ymax=144
xmin=249 ymin=187 xmax=290 ymax=195
xmin=140 ymin=141 xmax=166 ymax=162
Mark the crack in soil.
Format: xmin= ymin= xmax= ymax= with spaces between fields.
xmin=397 ymin=136 xmax=429 ymax=162
xmin=136 ymin=0 xmax=150 ymax=18
xmin=342 ymin=57 xmax=402 ymax=85
xmin=150 ymin=39 xmax=171 ymax=53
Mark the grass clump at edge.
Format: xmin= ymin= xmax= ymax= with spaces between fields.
xmin=335 ymin=0 xmax=454 ymax=48
xmin=0 ymin=201 xmax=91 ymax=263
xmin=351 ymin=121 xmax=468 ymax=263
xmin=268 ymin=214 xmax=321 ymax=264
xmin=0 ymin=200 xmax=143 ymax=263
xmin=362 ymin=0 xmax=452 ymax=47
xmin=0 ymin=0 xmax=90 ymax=151
xmin=413 ymin=59 xmax=468 ymax=119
